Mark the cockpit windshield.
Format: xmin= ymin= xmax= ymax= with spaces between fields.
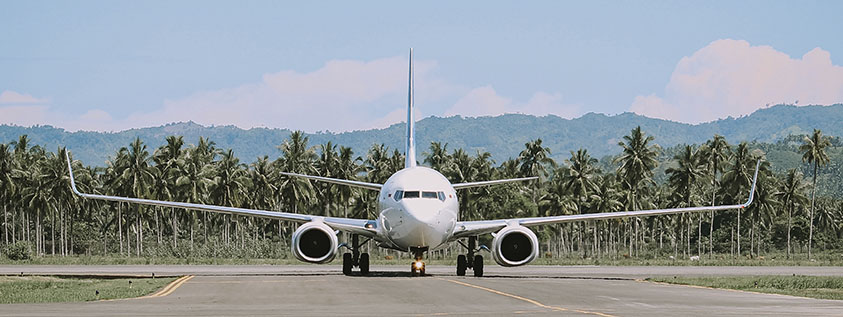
xmin=394 ymin=190 xmax=446 ymax=202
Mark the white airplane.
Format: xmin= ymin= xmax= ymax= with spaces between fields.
xmin=66 ymin=49 xmax=759 ymax=277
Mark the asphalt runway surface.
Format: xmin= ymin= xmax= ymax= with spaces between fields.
xmin=2 ymin=265 xmax=843 ymax=316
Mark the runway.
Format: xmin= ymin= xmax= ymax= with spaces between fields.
xmin=2 ymin=265 xmax=843 ymax=316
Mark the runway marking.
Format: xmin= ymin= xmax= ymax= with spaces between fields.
xmin=437 ymin=278 xmax=615 ymax=317
xmin=141 ymin=275 xmax=194 ymax=298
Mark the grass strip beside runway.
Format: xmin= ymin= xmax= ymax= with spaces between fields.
xmin=647 ymin=275 xmax=843 ymax=300
xmin=0 ymin=275 xmax=176 ymax=304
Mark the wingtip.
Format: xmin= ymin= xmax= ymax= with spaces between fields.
xmin=744 ymin=159 xmax=761 ymax=207
xmin=65 ymin=150 xmax=81 ymax=196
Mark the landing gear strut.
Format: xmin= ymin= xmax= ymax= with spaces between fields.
xmin=410 ymin=247 xmax=428 ymax=276
xmin=342 ymin=234 xmax=370 ymax=276
xmin=456 ymin=236 xmax=484 ymax=277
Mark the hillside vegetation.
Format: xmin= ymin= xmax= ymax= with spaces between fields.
xmin=2 ymin=104 xmax=842 ymax=166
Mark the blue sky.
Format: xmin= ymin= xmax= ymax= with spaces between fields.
xmin=2 ymin=1 xmax=842 ymax=132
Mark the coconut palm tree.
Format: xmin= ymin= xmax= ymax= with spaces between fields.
xmin=424 ymin=142 xmax=451 ymax=172
xmin=721 ymin=142 xmax=757 ymax=257
xmin=799 ymin=129 xmax=831 ymax=259
xmin=666 ymin=145 xmax=704 ymax=257
xmin=153 ymin=136 xmax=184 ymax=248
xmin=775 ymin=169 xmax=808 ymax=259
xmin=211 ymin=149 xmax=251 ymax=246
xmin=745 ymin=168 xmax=778 ymax=258
xmin=123 ymin=138 xmax=156 ymax=255
xmin=615 ymin=126 xmax=659 ymax=256
xmin=700 ymin=135 xmax=730 ymax=258
xmin=0 ymin=143 xmax=13 ymax=245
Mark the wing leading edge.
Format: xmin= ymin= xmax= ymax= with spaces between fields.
xmin=65 ymin=152 xmax=378 ymax=237
xmin=453 ymin=160 xmax=761 ymax=239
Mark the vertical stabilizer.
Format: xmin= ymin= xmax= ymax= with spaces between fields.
xmin=405 ymin=48 xmax=417 ymax=168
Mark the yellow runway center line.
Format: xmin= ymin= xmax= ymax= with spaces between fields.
xmin=437 ymin=278 xmax=615 ymax=317
xmin=142 ymin=275 xmax=194 ymax=298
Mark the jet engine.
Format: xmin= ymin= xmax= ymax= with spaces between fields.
xmin=491 ymin=225 xmax=539 ymax=267
xmin=292 ymin=221 xmax=338 ymax=264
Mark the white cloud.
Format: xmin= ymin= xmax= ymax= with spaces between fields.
xmin=444 ymin=86 xmax=580 ymax=118
xmin=2 ymin=57 xmax=577 ymax=132
xmin=114 ymin=56 xmax=449 ymax=132
xmin=631 ymin=39 xmax=843 ymax=123
xmin=0 ymin=90 xmax=49 ymax=104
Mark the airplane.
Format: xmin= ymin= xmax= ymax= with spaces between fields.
xmin=66 ymin=49 xmax=760 ymax=277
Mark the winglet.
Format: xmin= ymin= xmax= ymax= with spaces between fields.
xmin=742 ymin=159 xmax=761 ymax=208
xmin=65 ymin=150 xmax=82 ymax=197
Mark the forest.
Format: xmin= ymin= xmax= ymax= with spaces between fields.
xmin=0 ymin=126 xmax=841 ymax=263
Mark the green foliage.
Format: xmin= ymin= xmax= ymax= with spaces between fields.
xmin=647 ymin=275 xmax=843 ymax=300
xmin=0 ymin=276 xmax=176 ymax=304
xmin=3 ymin=241 xmax=33 ymax=261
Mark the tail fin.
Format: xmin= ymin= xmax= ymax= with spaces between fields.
xmin=405 ymin=48 xmax=417 ymax=168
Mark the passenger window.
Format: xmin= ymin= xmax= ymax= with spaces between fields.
xmin=437 ymin=191 xmax=446 ymax=201
xmin=403 ymin=191 xmax=420 ymax=198
xmin=394 ymin=190 xmax=403 ymax=201
xmin=422 ymin=191 xmax=438 ymax=199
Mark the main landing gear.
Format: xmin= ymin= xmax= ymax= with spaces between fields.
xmin=410 ymin=247 xmax=428 ymax=276
xmin=456 ymin=236 xmax=484 ymax=277
xmin=342 ymin=234 xmax=370 ymax=276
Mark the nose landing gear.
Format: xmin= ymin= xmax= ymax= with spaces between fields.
xmin=409 ymin=247 xmax=428 ymax=276
xmin=456 ymin=236 xmax=485 ymax=277
xmin=341 ymin=234 xmax=370 ymax=276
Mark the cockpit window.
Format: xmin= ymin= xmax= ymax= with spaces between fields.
xmin=403 ymin=191 xmax=420 ymax=198
xmin=394 ymin=190 xmax=447 ymax=201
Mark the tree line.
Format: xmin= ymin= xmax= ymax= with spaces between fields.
xmin=0 ymin=127 xmax=840 ymax=261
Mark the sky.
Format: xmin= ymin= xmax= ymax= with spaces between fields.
xmin=1 ymin=1 xmax=842 ymax=133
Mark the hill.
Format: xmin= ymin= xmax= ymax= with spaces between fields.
xmin=1 ymin=104 xmax=841 ymax=166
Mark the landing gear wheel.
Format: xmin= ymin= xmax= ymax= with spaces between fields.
xmin=456 ymin=255 xmax=467 ymax=276
xmin=342 ymin=253 xmax=353 ymax=276
xmin=359 ymin=253 xmax=370 ymax=275
xmin=473 ymin=255 xmax=484 ymax=277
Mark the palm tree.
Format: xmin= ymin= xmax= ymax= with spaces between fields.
xmin=123 ymin=138 xmax=156 ymax=255
xmin=745 ymin=169 xmax=778 ymax=258
xmin=210 ymin=149 xmax=251 ymax=246
xmin=276 ymin=131 xmax=316 ymax=240
xmin=614 ymin=126 xmax=659 ymax=256
xmin=775 ymin=169 xmax=808 ymax=259
xmin=518 ymin=139 xmax=555 ymax=211
xmin=721 ymin=142 xmax=757 ymax=257
xmin=0 ymin=143 xmax=13 ymax=245
xmin=424 ymin=142 xmax=451 ymax=172
xmin=799 ymin=129 xmax=831 ymax=259
xmin=700 ymin=134 xmax=730 ymax=257
xmin=666 ymin=145 xmax=704 ymax=257
xmin=315 ymin=142 xmax=341 ymax=217
xmin=153 ymin=136 xmax=184 ymax=248
xmin=561 ymin=149 xmax=600 ymax=257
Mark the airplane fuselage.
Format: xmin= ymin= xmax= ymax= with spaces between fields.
xmin=377 ymin=167 xmax=459 ymax=252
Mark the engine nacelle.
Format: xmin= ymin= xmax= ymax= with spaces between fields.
xmin=291 ymin=221 xmax=338 ymax=264
xmin=491 ymin=225 xmax=539 ymax=267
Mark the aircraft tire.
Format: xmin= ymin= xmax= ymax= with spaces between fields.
xmin=359 ymin=253 xmax=370 ymax=275
xmin=473 ymin=255 xmax=484 ymax=277
xmin=456 ymin=255 xmax=467 ymax=276
xmin=343 ymin=253 xmax=353 ymax=275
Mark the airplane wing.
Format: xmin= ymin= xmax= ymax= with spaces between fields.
xmin=279 ymin=172 xmax=382 ymax=191
xmin=452 ymin=176 xmax=538 ymax=190
xmin=452 ymin=160 xmax=760 ymax=239
xmin=66 ymin=153 xmax=378 ymax=237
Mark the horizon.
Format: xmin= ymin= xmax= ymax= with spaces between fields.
xmin=2 ymin=103 xmax=838 ymax=135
